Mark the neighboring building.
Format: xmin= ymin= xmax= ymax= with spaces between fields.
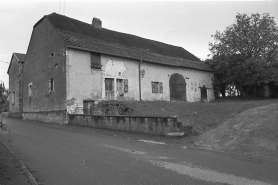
xmin=7 ymin=53 xmax=25 ymax=117
xmin=22 ymin=13 xmax=214 ymax=124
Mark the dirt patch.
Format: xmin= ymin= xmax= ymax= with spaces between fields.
xmin=194 ymin=103 xmax=278 ymax=161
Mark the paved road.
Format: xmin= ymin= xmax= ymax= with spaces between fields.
xmin=0 ymin=118 xmax=277 ymax=185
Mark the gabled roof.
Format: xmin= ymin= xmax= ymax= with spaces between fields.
xmin=7 ymin=53 xmax=25 ymax=74
xmin=40 ymin=13 xmax=212 ymax=71
xmin=14 ymin=53 xmax=25 ymax=62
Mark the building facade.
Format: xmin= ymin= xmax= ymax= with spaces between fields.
xmin=7 ymin=53 xmax=25 ymax=117
xmin=20 ymin=13 xmax=214 ymax=124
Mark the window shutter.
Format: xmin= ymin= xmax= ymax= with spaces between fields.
xmin=91 ymin=52 xmax=101 ymax=69
xmin=124 ymin=79 xmax=128 ymax=93
xmin=159 ymin=82 xmax=163 ymax=93
xmin=151 ymin=81 xmax=155 ymax=93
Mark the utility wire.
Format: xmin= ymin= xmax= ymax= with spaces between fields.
xmin=0 ymin=61 xmax=9 ymax=64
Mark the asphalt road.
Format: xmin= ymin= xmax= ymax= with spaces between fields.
xmin=0 ymin=118 xmax=277 ymax=185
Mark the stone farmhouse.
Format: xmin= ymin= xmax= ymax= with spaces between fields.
xmin=7 ymin=53 xmax=25 ymax=118
xmin=11 ymin=13 xmax=214 ymax=123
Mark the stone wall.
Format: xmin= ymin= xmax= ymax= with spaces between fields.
xmin=22 ymin=110 xmax=66 ymax=124
xmin=68 ymin=114 xmax=182 ymax=136
xmin=22 ymin=17 xmax=67 ymax=113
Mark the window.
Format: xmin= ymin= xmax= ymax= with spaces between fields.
xmin=12 ymin=92 xmax=15 ymax=104
xmin=105 ymin=78 xmax=114 ymax=99
xmin=91 ymin=52 xmax=101 ymax=69
xmin=151 ymin=81 xmax=163 ymax=93
xmin=49 ymin=78 xmax=54 ymax=92
xmin=124 ymin=79 xmax=128 ymax=93
xmin=117 ymin=79 xmax=123 ymax=91
xmin=28 ymin=83 xmax=32 ymax=97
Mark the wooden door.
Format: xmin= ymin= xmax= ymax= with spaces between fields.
xmin=169 ymin=74 xmax=186 ymax=101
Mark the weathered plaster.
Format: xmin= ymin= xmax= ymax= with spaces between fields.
xmin=101 ymin=55 xmax=140 ymax=101
xmin=140 ymin=62 xmax=214 ymax=102
xmin=66 ymin=49 xmax=214 ymax=110
xmin=66 ymin=49 xmax=102 ymax=114
xmin=105 ymin=59 xmax=127 ymax=77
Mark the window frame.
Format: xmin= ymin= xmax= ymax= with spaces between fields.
xmin=28 ymin=82 xmax=32 ymax=97
xmin=48 ymin=78 xmax=54 ymax=92
xmin=151 ymin=81 xmax=163 ymax=94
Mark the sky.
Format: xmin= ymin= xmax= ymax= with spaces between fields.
xmin=0 ymin=0 xmax=277 ymax=88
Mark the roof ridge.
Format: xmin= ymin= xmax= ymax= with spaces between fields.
xmin=57 ymin=29 xmax=150 ymax=52
xmin=58 ymin=29 xmax=205 ymax=66
xmin=48 ymin=13 xmax=190 ymax=55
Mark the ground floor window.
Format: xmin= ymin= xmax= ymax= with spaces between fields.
xmin=152 ymin=81 xmax=163 ymax=93
xmin=28 ymin=82 xmax=32 ymax=97
xmin=105 ymin=78 xmax=114 ymax=100
xmin=49 ymin=78 xmax=54 ymax=92
xmin=12 ymin=91 xmax=15 ymax=104
xmin=117 ymin=79 xmax=123 ymax=91
xmin=105 ymin=78 xmax=128 ymax=99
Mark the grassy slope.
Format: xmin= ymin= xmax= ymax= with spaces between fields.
xmin=125 ymin=98 xmax=278 ymax=134
xmin=194 ymin=103 xmax=278 ymax=161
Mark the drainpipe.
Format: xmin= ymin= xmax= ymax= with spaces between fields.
xmin=139 ymin=60 xmax=142 ymax=101
xmin=20 ymin=62 xmax=23 ymax=118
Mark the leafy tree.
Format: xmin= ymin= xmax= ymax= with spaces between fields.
xmin=208 ymin=13 xmax=278 ymax=97
xmin=0 ymin=82 xmax=8 ymax=113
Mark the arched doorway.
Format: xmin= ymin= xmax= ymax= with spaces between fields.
xmin=169 ymin=73 xmax=187 ymax=101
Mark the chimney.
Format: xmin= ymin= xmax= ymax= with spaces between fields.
xmin=92 ymin=18 xmax=102 ymax=29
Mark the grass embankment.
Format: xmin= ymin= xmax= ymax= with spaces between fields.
xmin=124 ymin=97 xmax=278 ymax=134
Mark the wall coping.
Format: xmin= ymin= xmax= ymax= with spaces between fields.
xmin=68 ymin=114 xmax=177 ymax=119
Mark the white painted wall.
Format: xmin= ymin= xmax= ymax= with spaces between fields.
xmin=101 ymin=55 xmax=140 ymax=101
xmin=66 ymin=49 xmax=102 ymax=114
xmin=66 ymin=48 xmax=215 ymax=114
xmin=140 ymin=62 xmax=214 ymax=102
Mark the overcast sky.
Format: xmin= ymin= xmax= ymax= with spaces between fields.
xmin=0 ymin=0 xmax=277 ymax=88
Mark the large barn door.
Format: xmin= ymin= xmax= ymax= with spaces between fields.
xmin=169 ymin=73 xmax=187 ymax=101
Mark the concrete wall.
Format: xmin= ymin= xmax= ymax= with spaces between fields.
xmin=68 ymin=114 xmax=181 ymax=136
xmin=22 ymin=18 xmax=67 ymax=117
xmin=8 ymin=56 xmax=22 ymax=114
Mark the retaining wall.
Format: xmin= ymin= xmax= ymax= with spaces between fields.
xmin=22 ymin=110 xmax=66 ymax=124
xmin=68 ymin=114 xmax=182 ymax=136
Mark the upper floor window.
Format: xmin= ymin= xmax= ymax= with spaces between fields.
xmin=91 ymin=52 xmax=101 ymax=69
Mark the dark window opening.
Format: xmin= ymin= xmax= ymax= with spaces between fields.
xmin=83 ymin=100 xmax=94 ymax=115
xmin=12 ymin=92 xmax=15 ymax=104
xmin=105 ymin=78 xmax=114 ymax=99
xmin=152 ymin=81 xmax=163 ymax=93
xmin=91 ymin=52 xmax=101 ymax=69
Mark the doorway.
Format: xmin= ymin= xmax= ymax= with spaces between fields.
xmin=169 ymin=73 xmax=187 ymax=101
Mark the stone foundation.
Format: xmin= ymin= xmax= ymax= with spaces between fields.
xmin=22 ymin=110 xmax=66 ymax=124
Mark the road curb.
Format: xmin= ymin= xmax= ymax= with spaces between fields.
xmin=0 ymin=140 xmax=39 ymax=185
